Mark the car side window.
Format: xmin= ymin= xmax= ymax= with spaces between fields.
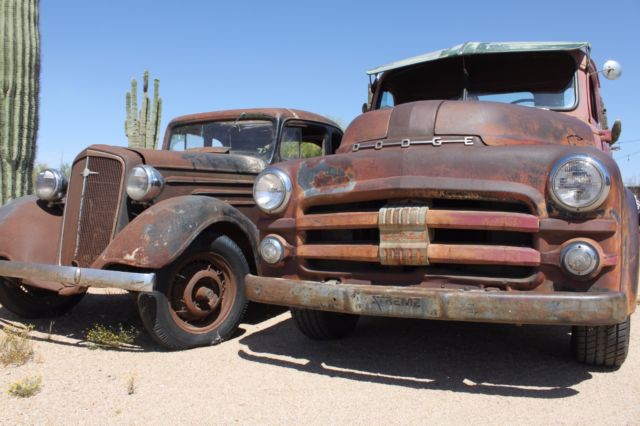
xmin=279 ymin=123 xmax=327 ymax=161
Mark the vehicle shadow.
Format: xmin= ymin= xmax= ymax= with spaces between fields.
xmin=0 ymin=291 xmax=284 ymax=352
xmin=238 ymin=314 xmax=601 ymax=398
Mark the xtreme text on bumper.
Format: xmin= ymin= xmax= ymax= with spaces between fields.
xmin=245 ymin=274 xmax=628 ymax=326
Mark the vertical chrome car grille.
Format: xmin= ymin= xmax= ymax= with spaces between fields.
xmin=60 ymin=155 xmax=123 ymax=267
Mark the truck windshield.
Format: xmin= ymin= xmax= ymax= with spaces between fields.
xmin=168 ymin=119 xmax=275 ymax=161
xmin=377 ymin=51 xmax=578 ymax=111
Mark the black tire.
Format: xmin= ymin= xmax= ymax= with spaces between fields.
xmin=137 ymin=234 xmax=248 ymax=350
xmin=572 ymin=317 xmax=630 ymax=368
xmin=290 ymin=308 xmax=359 ymax=340
xmin=0 ymin=277 xmax=85 ymax=318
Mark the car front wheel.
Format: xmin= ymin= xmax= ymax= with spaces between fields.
xmin=137 ymin=234 xmax=248 ymax=350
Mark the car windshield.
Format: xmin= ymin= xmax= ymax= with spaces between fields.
xmin=377 ymin=50 xmax=578 ymax=111
xmin=168 ymin=119 xmax=275 ymax=161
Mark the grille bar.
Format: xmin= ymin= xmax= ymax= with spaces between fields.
xmin=298 ymin=210 xmax=539 ymax=232
xmin=296 ymin=244 xmax=541 ymax=267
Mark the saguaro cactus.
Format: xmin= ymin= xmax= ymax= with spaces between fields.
xmin=125 ymin=71 xmax=162 ymax=150
xmin=0 ymin=0 xmax=40 ymax=205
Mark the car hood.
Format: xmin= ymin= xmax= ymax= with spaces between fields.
xmin=130 ymin=148 xmax=267 ymax=174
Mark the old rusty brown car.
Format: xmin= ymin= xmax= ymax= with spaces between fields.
xmin=0 ymin=108 xmax=342 ymax=349
xmin=245 ymin=42 xmax=638 ymax=367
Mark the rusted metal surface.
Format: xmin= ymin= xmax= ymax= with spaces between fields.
xmin=338 ymin=100 xmax=595 ymax=154
xmin=299 ymin=210 xmax=539 ymax=232
xmin=94 ymin=195 xmax=259 ymax=270
xmin=166 ymin=250 xmax=237 ymax=333
xmin=0 ymin=108 xmax=342 ymax=297
xmin=250 ymin=45 xmax=637 ymax=330
xmin=245 ymin=274 xmax=628 ymax=326
xmin=435 ymin=101 xmax=595 ymax=147
xmin=60 ymin=152 xmax=124 ymax=267
xmin=296 ymin=243 xmax=541 ymax=267
xmin=0 ymin=259 xmax=155 ymax=292
xmin=297 ymin=245 xmax=378 ymax=263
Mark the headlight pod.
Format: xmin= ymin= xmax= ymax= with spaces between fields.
xmin=35 ymin=169 xmax=67 ymax=202
xmin=126 ymin=165 xmax=164 ymax=201
xmin=549 ymin=155 xmax=610 ymax=212
xmin=253 ymin=168 xmax=292 ymax=214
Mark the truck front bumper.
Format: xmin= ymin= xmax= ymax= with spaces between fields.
xmin=0 ymin=259 xmax=155 ymax=293
xmin=245 ymin=274 xmax=628 ymax=326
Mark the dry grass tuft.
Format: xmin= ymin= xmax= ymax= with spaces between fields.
xmin=126 ymin=372 xmax=137 ymax=395
xmin=0 ymin=324 xmax=34 ymax=367
xmin=7 ymin=376 xmax=42 ymax=398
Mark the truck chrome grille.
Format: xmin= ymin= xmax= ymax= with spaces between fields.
xmin=296 ymin=198 xmax=540 ymax=284
xmin=60 ymin=155 xmax=123 ymax=267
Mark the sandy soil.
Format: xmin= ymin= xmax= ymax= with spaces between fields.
xmin=1 ymin=289 xmax=639 ymax=425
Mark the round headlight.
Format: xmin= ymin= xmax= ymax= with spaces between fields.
xmin=35 ymin=169 xmax=67 ymax=202
xmin=126 ymin=165 xmax=164 ymax=201
xmin=560 ymin=241 xmax=600 ymax=277
xmin=253 ymin=168 xmax=292 ymax=214
xmin=259 ymin=236 xmax=285 ymax=264
xmin=549 ymin=155 xmax=610 ymax=212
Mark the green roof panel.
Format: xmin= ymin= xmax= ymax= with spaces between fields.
xmin=366 ymin=41 xmax=590 ymax=75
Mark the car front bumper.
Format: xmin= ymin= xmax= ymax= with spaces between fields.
xmin=0 ymin=259 xmax=156 ymax=293
xmin=245 ymin=274 xmax=628 ymax=326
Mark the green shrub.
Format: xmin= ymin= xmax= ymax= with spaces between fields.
xmin=86 ymin=324 xmax=136 ymax=350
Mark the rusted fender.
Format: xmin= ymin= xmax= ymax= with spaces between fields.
xmin=0 ymin=196 xmax=62 ymax=264
xmin=94 ymin=195 xmax=259 ymax=270
xmin=0 ymin=196 xmax=66 ymax=293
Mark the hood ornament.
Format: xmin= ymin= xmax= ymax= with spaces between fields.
xmin=81 ymin=167 xmax=99 ymax=178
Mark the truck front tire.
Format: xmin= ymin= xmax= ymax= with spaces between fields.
xmin=290 ymin=308 xmax=359 ymax=340
xmin=137 ymin=234 xmax=248 ymax=350
xmin=572 ymin=317 xmax=630 ymax=368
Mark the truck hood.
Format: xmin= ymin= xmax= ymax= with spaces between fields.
xmin=338 ymin=100 xmax=595 ymax=153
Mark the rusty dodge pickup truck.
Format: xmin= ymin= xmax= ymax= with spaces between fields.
xmin=0 ymin=108 xmax=342 ymax=349
xmin=245 ymin=42 xmax=638 ymax=367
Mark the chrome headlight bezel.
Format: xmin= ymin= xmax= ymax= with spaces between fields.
xmin=259 ymin=236 xmax=285 ymax=264
xmin=253 ymin=168 xmax=292 ymax=214
xmin=549 ymin=155 xmax=611 ymax=213
xmin=35 ymin=168 xmax=68 ymax=202
xmin=560 ymin=241 xmax=600 ymax=277
xmin=126 ymin=165 xmax=164 ymax=202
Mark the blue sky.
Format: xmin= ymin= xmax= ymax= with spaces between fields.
xmin=38 ymin=0 xmax=640 ymax=182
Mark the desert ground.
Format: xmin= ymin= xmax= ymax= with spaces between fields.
xmin=1 ymin=288 xmax=639 ymax=425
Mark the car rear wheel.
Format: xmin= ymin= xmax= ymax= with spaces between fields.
xmin=137 ymin=234 xmax=248 ymax=350
xmin=290 ymin=308 xmax=359 ymax=340
xmin=572 ymin=317 xmax=630 ymax=368
xmin=0 ymin=277 xmax=85 ymax=318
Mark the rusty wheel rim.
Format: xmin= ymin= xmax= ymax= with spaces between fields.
xmin=168 ymin=252 xmax=237 ymax=334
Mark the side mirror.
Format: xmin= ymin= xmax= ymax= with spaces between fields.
xmin=611 ymin=119 xmax=622 ymax=143
xmin=602 ymin=60 xmax=623 ymax=80
xmin=362 ymin=102 xmax=369 ymax=113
